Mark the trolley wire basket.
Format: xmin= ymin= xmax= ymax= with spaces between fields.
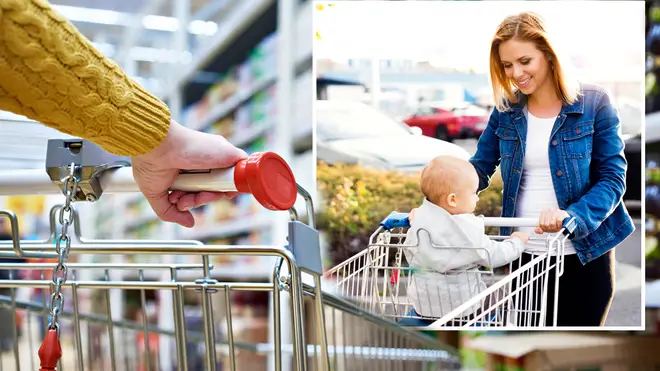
xmin=324 ymin=211 xmax=574 ymax=330
xmin=0 ymin=139 xmax=460 ymax=371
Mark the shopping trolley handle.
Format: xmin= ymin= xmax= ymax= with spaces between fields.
xmin=561 ymin=216 xmax=578 ymax=237
xmin=0 ymin=139 xmax=306 ymax=212
xmin=379 ymin=213 xmax=578 ymax=236
xmin=0 ymin=210 xmax=57 ymax=259
xmin=380 ymin=211 xmax=411 ymax=230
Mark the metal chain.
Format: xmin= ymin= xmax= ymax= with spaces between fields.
xmin=49 ymin=162 xmax=78 ymax=335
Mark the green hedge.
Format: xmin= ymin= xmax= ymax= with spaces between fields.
xmin=316 ymin=161 xmax=504 ymax=268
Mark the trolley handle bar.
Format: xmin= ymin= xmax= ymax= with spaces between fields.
xmin=0 ymin=151 xmax=320 ymax=258
xmin=485 ymin=216 xmax=577 ymax=237
xmin=482 ymin=217 xmax=538 ymax=227
xmin=379 ymin=211 xmax=576 ymax=236
xmin=0 ymin=151 xmax=298 ymax=212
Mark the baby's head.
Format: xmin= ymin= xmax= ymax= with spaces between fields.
xmin=420 ymin=155 xmax=480 ymax=215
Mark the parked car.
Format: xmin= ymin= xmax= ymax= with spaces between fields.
xmin=315 ymin=100 xmax=471 ymax=173
xmin=403 ymin=101 xmax=489 ymax=142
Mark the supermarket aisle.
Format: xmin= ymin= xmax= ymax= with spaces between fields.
xmin=0 ymin=0 xmax=314 ymax=367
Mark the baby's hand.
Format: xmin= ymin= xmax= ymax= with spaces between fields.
xmin=409 ymin=208 xmax=418 ymax=222
xmin=510 ymin=232 xmax=530 ymax=245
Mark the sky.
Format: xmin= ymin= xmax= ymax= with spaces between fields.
xmin=314 ymin=1 xmax=645 ymax=80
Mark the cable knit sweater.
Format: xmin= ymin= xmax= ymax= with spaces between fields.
xmin=0 ymin=0 xmax=171 ymax=156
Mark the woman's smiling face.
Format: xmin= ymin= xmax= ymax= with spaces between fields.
xmin=498 ymin=38 xmax=552 ymax=96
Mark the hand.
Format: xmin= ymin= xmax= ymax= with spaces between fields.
xmin=510 ymin=232 xmax=530 ymax=245
xmin=409 ymin=208 xmax=418 ymax=222
xmin=131 ymin=120 xmax=248 ymax=228
xmin=535 ymin=208 xmax=570 ymax=234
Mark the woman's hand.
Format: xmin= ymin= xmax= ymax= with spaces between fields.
xmin=535 ymin=208 xmax=570 ymax=234
xmin=131 ymin=120 xmax=248 ymax=228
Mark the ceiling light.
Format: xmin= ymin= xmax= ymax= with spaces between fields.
xmin=52 ymin=4 xmax=217 ymax=36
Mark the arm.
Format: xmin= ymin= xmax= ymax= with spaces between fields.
xmin=469 ymin=107 xmax=502 ymax=192
xmin=476 ymin=235 xmax=525 ymax=268
xmin=564 ymin=90 xmax=627 ymax=241
xmin=0 ymin=0 xmax=170 ymax=156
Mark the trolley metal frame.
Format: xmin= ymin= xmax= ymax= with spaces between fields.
xmin=324 ymin=211 xmax=574 ymax=330
xmin=0 ymin=138 xmax=460 ymax=371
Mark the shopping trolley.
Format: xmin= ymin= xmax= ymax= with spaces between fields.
xmin=324 ymin=211 xmax=576 ymax=330
xmin=0 ymin=139 xmax=460 ymax=371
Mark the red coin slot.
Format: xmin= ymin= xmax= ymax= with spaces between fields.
xmin=234 ymin=152 xmax=297 ymax=211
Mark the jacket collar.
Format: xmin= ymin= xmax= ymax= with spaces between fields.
xmin=507 ymin=86 xmax=585 ymax=116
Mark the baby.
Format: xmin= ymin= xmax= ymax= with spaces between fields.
xmin=402 ymin=155 xmax=529 ymax=323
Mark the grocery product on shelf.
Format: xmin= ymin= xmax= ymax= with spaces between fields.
xmin=180 ymin=34 xmax=279 ymax=134
xmin=649 ymin=2 xmax=660 ymax=281
xmin=209 ymin=116 xmax=235 ymax=137
xmin=249 ymin=33 xmax=278 ymax=83
xmin=648 ymin=155 xmax=660 ymax=279
xmin=648 ymin=1 xmax=660 ymax=114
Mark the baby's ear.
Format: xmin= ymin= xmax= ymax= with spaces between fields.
xmin=446 ymin=193 xmax=457 ymax=207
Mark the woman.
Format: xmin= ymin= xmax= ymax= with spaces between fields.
xmin=0 ymin=0 xmax=246 ymax=226
xmin=469 ymin=12 xmax=634 ymax=326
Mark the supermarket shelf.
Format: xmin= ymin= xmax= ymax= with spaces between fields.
xmin=648 ymin=111 xmax=660 ymax=143
xmin=125 ymin=212 xmax=159 ymax=231
xmin=188 ymin=52 xmax=311 ymax=134
xmin=180 ymin=214 xmax=272 ymax=241
xmin=165 ymin=0 xmax=275 ymax=100
xmin=230 ymin=124 xmax=272 ymax=147
xmin=293 ymin=124 xmax=313 ymax=153
xmin=182 ymin=3 xmax=277 ymax=106
xmin=190 ymin=74 xmax=277 ymax=131
xmin=125 ymin=193 xmax=145 ymax=207
xmin=295 ymin=54 xmax=313 ymax=77
xmin=90 ymin=1 xmax=315 ymax=338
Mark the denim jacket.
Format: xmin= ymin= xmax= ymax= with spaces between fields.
xmin=469 ymin=83 xmax=634 ymax=265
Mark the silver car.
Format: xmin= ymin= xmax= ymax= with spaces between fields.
xmin=316 ymin=100 xmax=471 ymax=173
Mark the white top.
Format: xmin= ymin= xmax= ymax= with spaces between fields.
xmin=515 ymin=111 xmax=576 ymax=255
xmin=404 ymin=199 xmax=525 ymax=318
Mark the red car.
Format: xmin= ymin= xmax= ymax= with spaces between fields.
xmin=403 ymin=102 xmax=489 ymax=142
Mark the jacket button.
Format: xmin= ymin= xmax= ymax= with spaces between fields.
xmin=552 ymin=139 xmax=558 ymax=146
xmin=586 ymin=253 xmax=592 ymax=259
xmin=556 ymin=170 xmax=563 ymax=177
xmin=576 ymin=128 xmax=581 ymax=135
xmin=504 ymin=130 xmax=509 ymax=135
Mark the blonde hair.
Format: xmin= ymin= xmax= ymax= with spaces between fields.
xmin=489 ymin=11 xmax=580 ymax=112
xmin=420 ymin=156 xmax=473 ymax=205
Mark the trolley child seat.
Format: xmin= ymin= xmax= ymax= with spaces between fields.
xmin=324 ymin=211 xmax=575 ymax=329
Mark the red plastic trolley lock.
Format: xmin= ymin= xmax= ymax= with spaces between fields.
xmin=173 ymin=151 xmax=297 ymax=211
xmin=38 ymin=328 xmax=62 ymax=371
